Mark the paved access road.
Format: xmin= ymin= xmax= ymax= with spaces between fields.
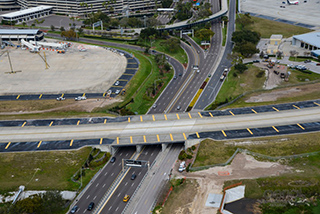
xmin=69 ymin=146 xmax=136 ymax=214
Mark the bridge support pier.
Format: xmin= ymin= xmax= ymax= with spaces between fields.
xmin=161 ymin=143 xmax=167 ymax=152
xmin=136 ymin=145 xmax=142 ymax=153
xmin=185 ymin=139 xmax=201 ymax=150
xmin=92 ymin=145 xmax=111 ymax=153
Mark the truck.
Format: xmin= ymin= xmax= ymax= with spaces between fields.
xmin=178 ymin=161 xmax=186 ymax=172
xmin=220 ymin=68 xmax=228 ymax=81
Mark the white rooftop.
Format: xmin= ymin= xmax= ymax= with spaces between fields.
xmin=1 ymin=6 xmax=53 ymax=18
xmin=293 ymin=31 xmax=320 ymax=48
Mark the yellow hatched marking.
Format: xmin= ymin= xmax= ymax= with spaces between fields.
xmin=100 ymin=138 xmax=103 ymax=144
xmin=70 ymin=139 xmax=74 ymax=147
xmin=152 ymin=115 xmax=155 ymax=121
xmin=156 ymin=135 xmax=160 ymax=142
xmin=164 ymin=114 xmax=167 ymax=120
xmin=293 ymin=105 xmax=300 ymax=109
xmin=143 ymin=135 xmax=146 ymax=143
xmin=77 ymin=120 xmax=80 ymax=125
xmin=130 ymin=136 xmax=133 ymax=143
xmin=21 ymin=122 xmax=26 ymax=127
xmin=128 ymin=117 xmax=130 ymax=123
xmin=314 ymin=102 xmax=320 ymax=106
xmin=196 ymin=132 xmax=200 ymax=138
xmin=198 ymin=112 xmax=203 ymax=118
xmin=297 ymin=123 xmax=305 ymax=130
xmin=209 ymin=112 xmax=213 ymax=117
xmin=229 ymin=111 xmax=235 ymax=116
xmin=49 ymin=121 xmax=53 ymax=126
xmin=37 ymin=141 xmax=42 ymax=148
xmin=221 ymin=130 xmax=227 ymax=137
xmin=272 ymin=126 xmax=279 ymax=132
xmin=183 ymin=133 xmax=187 ymax=140
xmin=188 ymin=113 xmax=192 ymax=119
xmin=140 ymin=116 xmax=143 ymax=122
xmin=272 ymin=107 xmax=279 ymax=112
xmin=5 ymin=142 xmax=11 ymax=149
xmin=39 ymin=94 xmax=42 ymax=99
xmin=16 ymin=95 xmax=20 ymax=99
xmin=104 ymin=119 xmax=107 ymax=124
xmin=247 ymin=128 xmax=253 ymax=135
xmin=176 ymin=114 xmax=180 ymax=120
xmin=170 ymin=134 xmax=173 ymax=141
xmin=82 ymin=93 xmax=86 ymax=97
xmin=251 ymin=109 xmax=258 ymax=114
xmin=117 ymin=137 xmax=119 ymax=144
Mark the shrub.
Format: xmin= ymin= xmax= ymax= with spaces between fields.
xmin=256 ymin=70 xmax=265 ymax=78
xmin=178 ymin=150 xmax=187 ymax=160
xmin=191 ymin=145 xmax=196 ymax=150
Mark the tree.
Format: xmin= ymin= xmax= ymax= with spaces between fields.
xmin=140 ymin=27 xmax=159 ymax=40
xmin=234 ymin=41 xmax=259 ymax=57
xmin=50 ymin=25 xmax=55 ymax=31
xmin=162 ymin=0 xmax=173 ymax=8
xmin=196 ymin=28 xmax=215 ymax=41
xmin=160 ymin=37 xmax=180 ymax=53
xmin=147 ymin=17 xmax=161 ymax=27
xmin=232 ymin=29 xmax=260 ymax=45
xmin=77 ymin=28 xmax=84 ymax=37
xmin=234 ymin=63 xmax=248 ymax=74
xmin=61 ymin=29 xmax=78 ymax=40
xmin=60 ymin=26 xmax=65 ymax=32
xmin=236 ymin=13 xmax=254 ymax=29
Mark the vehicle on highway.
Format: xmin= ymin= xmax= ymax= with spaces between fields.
xmin=179 ymin=73 xmax=182 ymax=76
xmin=173 ymin=75 xmax=177 ymax=79
xmin=110 ymin=157 xmax=116 ymax=163
xmin=56 ymin=96 xmax=65 ymax=101
xmin=115 ymin=81 xmax=120 ymax=86
xmin=123 ymin=195 xmax=130 ymax=202
xmin=208 ymin=74 xmax=211 ymax=77
xmin=87 ymin=202 xmax=94 ymax=211
xmin=152 ymin=104 xmax=157 ymax=109
xmin=253 ymin=59 xmax=260 ymax=63
xmin=176 ymin=105 xmax=181 ymax=110
xmin=131 ymin=173 xmax=136 ymax=180
xmin=75 ymin=96 xmax=86 ymax=101
xmin=115 ymin=89 xmax=121 ymax=94
xmin=70 ymin=205 xmax=78 ymax=213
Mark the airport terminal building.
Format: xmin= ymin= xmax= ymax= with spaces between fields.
xmin=292 ymin=32 xmax=320 ymax=51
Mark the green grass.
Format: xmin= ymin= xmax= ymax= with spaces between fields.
xmin=152 ymin=39 xmax=188 ymax=65
xmin=222 ymin=23 xmax=227 ymax=46
xmin=0 ymin=148 xmax=93 ymax=192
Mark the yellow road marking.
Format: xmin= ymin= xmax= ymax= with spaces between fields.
xmin=39 ymin=94 xmax=42 ymax=99
xmin=297 ymin=123 xmax=305 ymax=130
xmin=156 ymin=134 xmax=160 ymax=142
xmin=70 ymin=139 xmax=74 ymax=146
xmin=103 ymin=92 xmax=106 ymax=97
xmin=164 ymin=114 xmax=167 ymax=120
xmin=140 ymin=116 xmax=143 ymax=122
xmin=176 ymin=114 xmax=180 ymax=120
xmin=152 ymin=115 xmax=155 ymax=121
xmin=293 ymin=105 xmax=300 ymax=109
xmin=170 ymin=134 xmax=173 ymax=141
xmin=247 ymin=128 xmax=253 ymax=135
xmin=209 ymin=112 xmax=213 ymax=117
xmin=61 ymin=93 xmax=64 ymax=98
xmin=229 ymin=111 xmax=235 ymax=116
xmin=272 ymin=126 xmax=279 ymax=132
xmin=5 ymin=142 xmax=11 ymax=149
xmin=77 ymin=120 xmax=80 ymax=125
xmin=198 ymin=112 xmax=203 ymax=118
xmin=196 ymin=132 xmax=200 ymax=138
xmin=251 ymin=109 xmax=258 ymax=114
xmin=188 ymin=113 xmax=192 ymax=119
xmin=221 ymin=130 xmax=227 ymax=137
xmin=143 ymin=135 xmax=146 ymax=143
xmin=130 ymin=136 xmax=133 ymax=143
xmin=82 ymin=93 xmax=86 ymax=97
xmin=144 ymin=199 xmax=148 ymax=205
xmin=272 ymin=107 xmax=279 ymax=112
xmin=49 ymin=121 xmax=53 ymax=126
xmin=183 ymin=133 xmax=187 ymax=140
xmin=16 ymin=95 xmax=20 ymax=99
xmin=21 ymin=122 xmax=26 ymax=127
xmin=104 ymin=119 xmax=107 ymax=124
xmin=128 ymin=117 xmax=130 ymax=123
xmin=314 ymin=102 xmax=320 ymax=106
xmin=37 ymin=141 xmax=42 ymax=148
xmin=100 ymin=138 xmax=103 ymax=144
xmin=117 ymin=137 xmax=119 ymax=144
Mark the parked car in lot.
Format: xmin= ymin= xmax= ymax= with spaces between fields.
xmin=70 ymin=205 xmax=78 ymax=214
xmin=114 ymin=81 xmax=120 ymax=86
xmin=115 ymin=89 xmax=121 ymax=94
xmin=75 ymin=96 xmax=86 ymax=101
xmin=56 ymin=96 xmax=65 ymax=101
xmin=87 ymin=202 xmax=94 ymax=211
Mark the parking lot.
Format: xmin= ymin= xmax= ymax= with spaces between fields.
xmin=0 ymin=40 xmax=127 ymax=95
xmin=240 ymin=0 xmax=320 ymax=29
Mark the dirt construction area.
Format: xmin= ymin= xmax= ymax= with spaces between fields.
xmin=0 ymin=39 xmax=127 ymax=95
xmin=171 ymin=153 xmax=291 ymax=214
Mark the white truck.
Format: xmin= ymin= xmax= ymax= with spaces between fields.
xmin=178 ymin=161 xmax=186 ymax=172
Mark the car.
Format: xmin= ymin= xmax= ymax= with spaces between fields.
xmin=70 ymin=205 xmax=78 ymax=214
xmin=253 ymin=60 xmax=260 ymax=63
xmin=107 ymin=90 xmax=112 ymax=95
xmin=115 ymin=81 xmax=120 ymax=86
xmin=115 ymin=89 xmax=121 ymax=94
xmin=87 ymin=202 xmax=94 ymax=211
xmin=317 ymin=63 xmax=320 ymax=66
xmin=173 ymin=75 xmax=177 ymax=79
xmin=280 ymin=5 xmax=285 ymax=8
xmin=274 ymin=70 xmax=280 ymax=75
xmin=196 ymin=69 xmax=200 ymax=73
xmin=110 ymin=157 xmax=116 ymax=163
xmin=56 ymin=96 xmax=65 ymax=101
xmin=176 ymin=105 xmax=181 ymax=110
xmin=304 ymin=59 xmax=311 ymax=63
xmin=123 ymin=195 xmax=130 ymax=202
xmin=131 ymin=173 xmax=136 ymax=180
xmin=79 ymin=48 xmax=87 ymax=52
xmin=152 ymin=104 xmax=157 ymax=109
xmin=179 ymin=73 xmax=182 ymax=76
xmin=208 ymin=74 xmax=211 ymax=77
xmin=75 ymin=96 xmax=86 ymax=101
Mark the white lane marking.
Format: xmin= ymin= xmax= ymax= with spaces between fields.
xmin=138 ymin=172 xmax=141 ymax=175
xmin=117 ymin=193 xmax=121 ymax=197
xmin=104 ymin=172 xmax=108 ymax=176
xmin=109 ymin=206 xmax=112 ymax=210
xmin=111 ymin=173 xmax=114 ymax=176
xmin=115 ymin=207 xmax=119 ymax=211
xmin=118 ymin=163 xmax=121 ymax=166
xmin=125 ymin=182 xmax=128 ymax=186
xmin=126 ymin=153 xmax=129 ymax=156
xmin=96 ymin=183 xmax=99 ymax=187
xmin=103 ymin=184 xmax=106 ymax=188
xmin=151 ymin=152 xmax=154 ymax=156
xmin=120 ymin=153 xmax=123 ymax=156
xmin=93 ymin=196 xmax=97 ymax=200
xmin=87 ymin=195 xmax=90 ymax=199
xmin=131 ymin=183 xmax=135 ymax=187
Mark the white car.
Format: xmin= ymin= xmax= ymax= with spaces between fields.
xmin=115 ymin=90 xmax=121 ymax=94
xmin=115 ymin=81 xmax=120 ymax=86
xmin=107 ymin=90 xmax=112 ymax=95
xmin=56 ymin=97 xmax=65 ymax=101
xmin=75 ymin=96 xmax=86 ymax=101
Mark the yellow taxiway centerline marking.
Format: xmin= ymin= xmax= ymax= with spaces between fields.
xmin=70 ymin=139 xmax=74 ymax=146
xmin=297 ymin=123 xmax=305 ymax=130
xmin=198 ymin=112 xmax=203 ymax=118
xmin=272 ymin=126 xmax=279 ymax=132
xmin=196 ymin=132 xmax=200 ymax=138
xmin=100 ymin=138 xmax=103 ymax=144
xmin=247 ymin=128 xmax=253 ymax=135
xmin=221 ymin=130 xmax=227 ymax=137
xmin=251 ymin=109 xmax=258 ymax=114
xmin=156 ymin=135 xmax=160 ymax=142
xmin=229 ymin=111 xmax=235 ymax=116
xmin=5 ymin=142 xmax=11 ymax=149
xmin=272 ymin=107 xmax=279 ymax=112
xmin=183 ymin=133 xmax=187 ymax=140
xmin=37 ymin=141 xmax=42 ymax=148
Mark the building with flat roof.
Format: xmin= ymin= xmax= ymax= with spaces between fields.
xmin=267 ymin=34 xmax=283 ymax=54
xmin=0 ymin=0 xmax=20 ymax=11
xmin=1 ymin=5 xmax=52 ymax=24
xmin=0 ymin=29 xmax=44 ymax=41
xmin=292 ymin=31 xmax=320 ymax=51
